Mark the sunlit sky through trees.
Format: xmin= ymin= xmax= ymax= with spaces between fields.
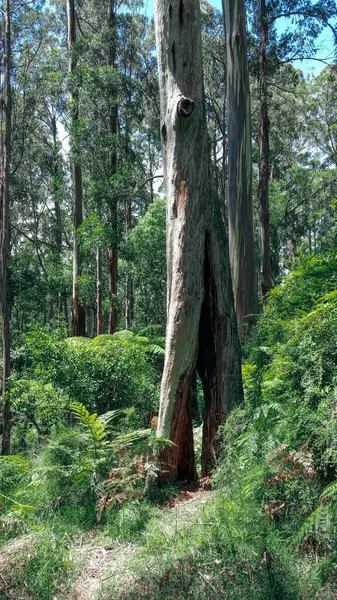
xmin=142 ymin=0 xmax=336 ymax=76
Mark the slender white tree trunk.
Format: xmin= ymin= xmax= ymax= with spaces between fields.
xmin=154 ymin=0 xmax=243 ymax=481
xmin=224 ymin=0 xmax=258 ymax=337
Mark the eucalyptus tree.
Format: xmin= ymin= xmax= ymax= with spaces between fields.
xmin=200 ymin=2 xmax=227 ymax=205
xmin=12 ymin=8 xmax=71 ymax=325
xmin=1 ymin=3 xmax=71 ymax=336
xmin=250 ymin=63 xmax=337 ymax=274
xmin=65 ymin=0 xmax=158 ymax=334
xmin=305 ymin=66 xmax=337 ymax=167
xmin=0 ymin=0 xmax=12 ymax=454
xmin=153 ymin=0 xmax=243 ymax=481
xmin=223 ymin=0 xmax=258 ymax=336
xmin=248 ymin=0 xmax=337 ymax=302
xmin=67 ymin=0 xmax=85 ymax=336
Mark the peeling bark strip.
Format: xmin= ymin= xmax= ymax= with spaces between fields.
xmin=224 ymin=0 xmax=258 ymax=336
xmin=154 ymin=0 xmax=243 ymax=480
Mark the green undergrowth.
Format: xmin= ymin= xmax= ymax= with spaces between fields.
xmin=104 ymin=254 xmax=337 ymax=600
xmin=11 ymin=532 xmax=76 ymax=600
xmin=2 ymin=253 xmax=337 ymax=599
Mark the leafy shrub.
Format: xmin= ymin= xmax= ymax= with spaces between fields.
xmin=11 ymin=327 xmax=161 ymax=440
xmin=210 ymin=253 xmax=337 ymax=597
xmin=20 ymin=426 xmax=110 ymax=527
xmin=127 ymin=199 xmax=166 ymax=331
xmin=0 ymin=455 xmax=30 ymax=498
xmin=10 ymin=379 xmax=69 ymax=439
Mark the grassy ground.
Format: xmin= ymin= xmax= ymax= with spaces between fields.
xmin=0 ymin=488 xmax=214 ymax=600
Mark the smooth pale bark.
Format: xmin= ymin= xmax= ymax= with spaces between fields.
xmin=51 ymin=115 xmax=65 ymax=319
xmin=96 ymin=247 xmax=102 ymax=335
xmin=154 ymin=0 xmax=243 ymax=481
xmin=108 ymin=0 xmax=118 ymax=335
xmin=51 ymin=116 xmax=62 ymax=259
xmin=223 ymin=0 xmax=258 ymax=336
xmin=259 ymin=0 xmax=272 ymax=304
xmin=67 ymin=0 xmax=85 ymax=337
xmin=1 ymin=0 xmax=12 ymax=455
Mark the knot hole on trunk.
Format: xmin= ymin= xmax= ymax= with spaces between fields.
xmin=161 ymin=122 xmax=167 ymax=143
xmin=177 ymin=97 xmax=194 ymax=119
xmin=233 ymin=31 xmax=241 ymax=45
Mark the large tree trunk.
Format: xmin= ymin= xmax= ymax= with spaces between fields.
xmin=259 ymin=0 xmax=272 ymax=304
xmin=67 ymin=0 xmax=86 ymax=337
xmin=1 ymin=0 xmax=12 ymax=455
xmin=223 ymin=0 xmax=258 ymax=337
xmin=108 ymin=0 xmax=118 ymax=335
xmin=154 ymin=0 xmax=243 ymax=482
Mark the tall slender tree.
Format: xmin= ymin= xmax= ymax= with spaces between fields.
xmin=107 ymin=0 xmax=118 ymax=334
xmin=0 ymin=0 xmax=12 ymax=455
xmin=153 ymin=0 xmax=243 ymax=481
xmin=223 ymin=0 xmax=258 ymax=333
xmin=258 ymin=0 xmax=271 ymax=303
xmin=96 ymin=247 xmax=102 ymax=335
xmin=248 ymin=0 xmax=337 ymax=303
xmin=67 ymin=0 xmax=85 ymax=336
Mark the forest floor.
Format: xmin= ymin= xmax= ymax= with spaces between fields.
xmin=0 ymin=489 xmax=214 ymax=600
xmin=66 ymin=489 xmax=213 ymax=600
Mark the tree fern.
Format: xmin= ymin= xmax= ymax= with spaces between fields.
xmin=296 ymin=479 xmax=337 ymax=544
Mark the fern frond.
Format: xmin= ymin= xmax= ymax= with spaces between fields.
xmin=100 ymin=409 xmax=125 ymax=426
xmin=295 ymin=480 xmax=337 ymax=544
xmin=320 ymin=480 xmax=337 ymax=500
xmin=147 ymin=344 xmax=165 ymax=357
xmin=70 ymin=401 xmax=107 ymax=447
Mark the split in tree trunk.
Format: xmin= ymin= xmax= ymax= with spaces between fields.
xmin=189 ymin=370 xmax=200 ymax=424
